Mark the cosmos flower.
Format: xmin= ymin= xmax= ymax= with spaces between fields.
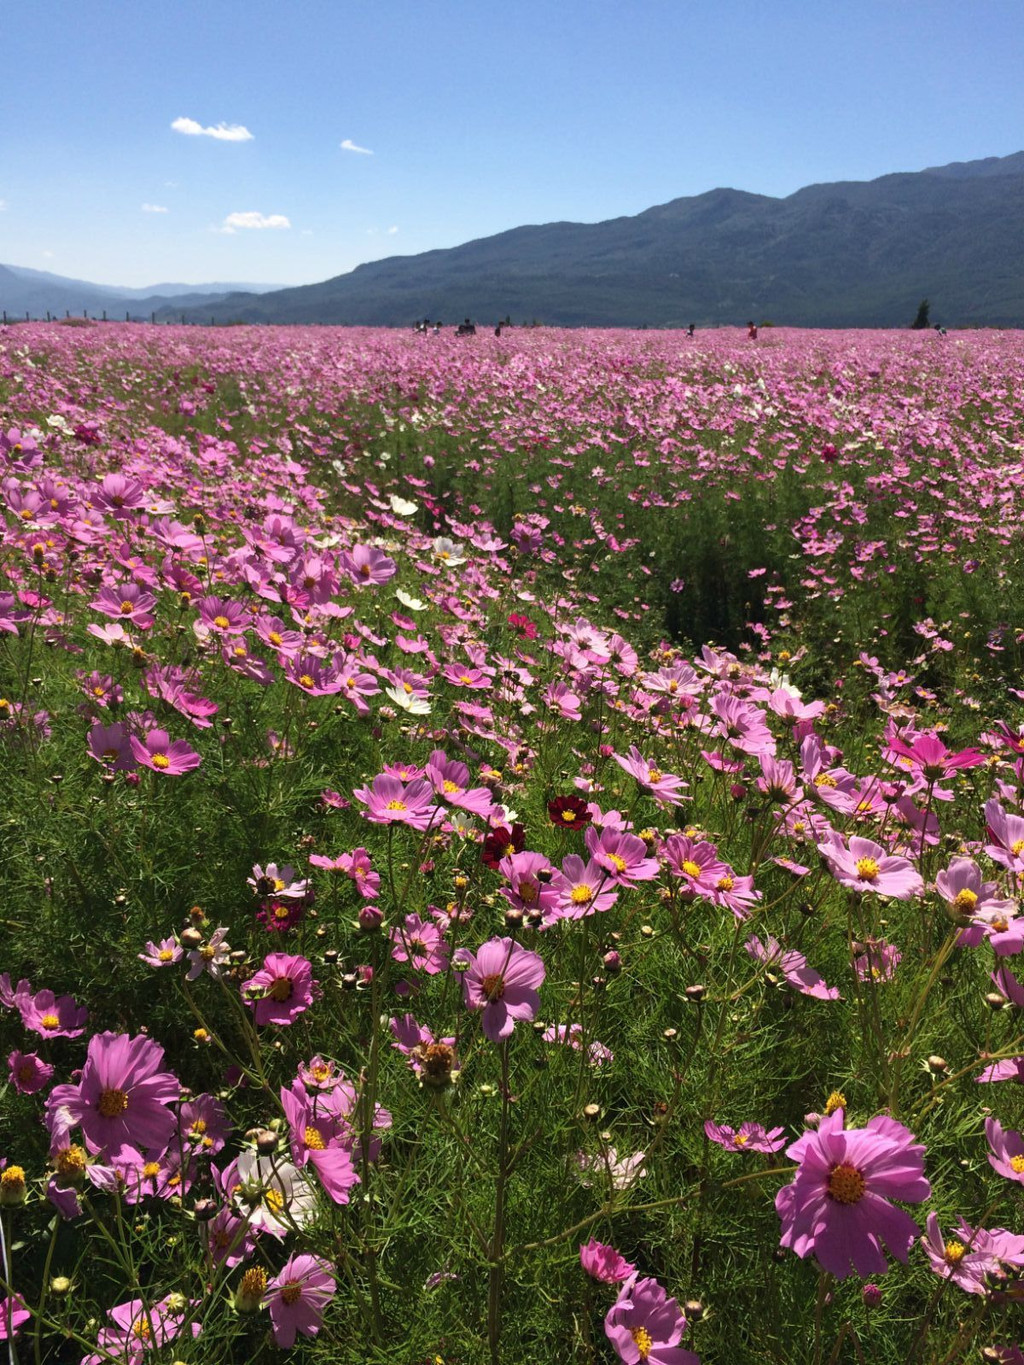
xmin=242 ymin=954 xmax=318 ymax=1026
xmin=776 ymin=1108 xmax=930 ymax=1279
xmin=580 ymin=1238 xmax=636 ymax=1284
xmin=129 ymin=727 xmax=202 ymax=775
xmin=604 ymin=1276 xmax=699 ymax=1364
xmin=461 ymin=937 xmax=545 ymax=1041
xmin=265 ymin=1254 xmax=336 ymax=1347
xmin=704 ymin=1120 xmax=786 ymax=1153
xmin=7 ymin=1049 xmax=54 ymax=1095
xmin=817 ymin=833 xmax=923 ymax=899
xmin=46 ymin=1031 xmax=180 ymax=1158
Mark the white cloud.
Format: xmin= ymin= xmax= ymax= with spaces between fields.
xmin=0 ymin=200 xmax=7 ymax=212
xmin=41 ymin=250 xmax=54 ymax=258
xmin=215 ymin=211 xmax=291 ymax=235
xmin=172 ymin=116 xmax=254 ymax=142
xmin=141 ymin=203 xmax=169 ymax=214
xmin=387 ymin=225 xmax=398 ymax=234
xmin=340 ymin=138 xmax=373 ymax=155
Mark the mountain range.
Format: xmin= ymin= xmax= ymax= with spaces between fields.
xmin=0 ymin=266 xmax=281 ymax=321
xmin=5 ymin=153 xmax=1024 ymax=328
xmin=167 ymin=151 xmax=1024 ymax=329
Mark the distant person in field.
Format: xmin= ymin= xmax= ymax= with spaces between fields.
xmin=687 ymin=323 xmax=696 ymax=337
xmin=494 ymin=321 xmax=503 ymax=336
xmin=456 ymin=318 xmax=476 ymax=337
xmin=747 ymin=320 xmax=758 ymax=340
xmin=433 ymin=321 xmax=441 ymax=334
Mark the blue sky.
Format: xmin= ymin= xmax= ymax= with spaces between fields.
xmin=3 ymin=0 xmax=1023 ymax=288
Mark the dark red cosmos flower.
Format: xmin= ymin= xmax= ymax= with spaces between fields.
xmin=257 ymin=899 xmax=306 ymax=934
xmin=547 ymin=795 xmax=592 ymax=831
xmin=481 ymin=823 xmax=526 ymax=870
xmin=508 ymin=613 xmax=538 ymax=640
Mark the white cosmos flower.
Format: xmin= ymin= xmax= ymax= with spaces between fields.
xmin=384 ymin=685 xmax=431 ymax=714
xmin=396 ymin=590 xmax=428 ymax=612
xmin=389 ymin=495 xmax=418 ymax=516
xmin=433 ymin=537 xmax=466 ymax=567
xmin=446 ymin=811 xmax=475 ymax=837
xmin=230 ymin=1154 xmax=316 ymax=1235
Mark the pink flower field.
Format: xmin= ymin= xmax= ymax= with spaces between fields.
xmin=3 ymin=320 xmax=1024 ymax=1362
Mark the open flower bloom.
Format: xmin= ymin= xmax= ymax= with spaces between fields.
xmin=776 ymin=1109 xmax=930 ymax=1279
xmin=604 ymin=1275 xmax=699 ymax=1364
xmin=45 ymin=1031 xmax=179 ymax=1158
xmin=580 ymin=1238 xmax=637 ymax=1284
xmin=265 ymin=1254 xmax=336 ymax=1347
xmin=461 ymin=937 xmax=544 ymax=1041
xmin=817 ymin=832 xmax=923 ymax=899
xmin=280 ymin=1080 xmax=361 ymax=1204
xmin=986 ymin=1116 xmax=1024 ymax=1184
xmin=704 ymin=1120 xmax=786 ymax=1153
xmin=920 ymin=1212 xmax=1024 ymax=1294
xmin=241 ymin=954 xmax=318 ymax=1026
xmin=129 ymin=727 xmax=202 ymax=775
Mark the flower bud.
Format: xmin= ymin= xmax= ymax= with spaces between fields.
xmin=0 ymin=1165 xmax=27 ymax=1206
xmin=234 ymin=1265 xmax=267 ymax=1313
xmin=357 ymin=905 xmax=384 ymax=932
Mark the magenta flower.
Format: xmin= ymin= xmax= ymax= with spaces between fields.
xmin=242 ymin=953 xmax=318 ymax=1026
xmin=86 ymin=720 xmax=136 ymax=772
xmin=462 ymin=937 xmax=545 ymax=1041
xmin=985 ymin=1116 xmax=1024 ymax=1184
xmin=920 ymin=1212 xmax=1016 ymax=1294
xmin=746 ymin=936 xmax=840 ymax=1000
xmin=580 ymin=1237 xmax=636 ymax=1284
xmin=18 ymin=988 xmax=89 ymax=1038
xmin=47 ymin=1031 xmax=180 ymax=1158
xmin=7 ymin=1049 xmax=54 ymax=1095
xmin=613 ymin=745 xmax=689 ymax=807
xmin=818 ymin=833 xmax=923 ymax=899
xmin=264 ymin=1254 xmax=336 ymax=1348
xmin=129 ymin=727 xmax=202 ymax=775
xmin=280 ymin=1081 xmax=361 ymax=1204
xmin=341 ymin=543 xmax=396 ymax=586
xmin=704 ymin=1120 xmax=786 ymax=1153
xmin=0 ymin=1295 xmax=30 ymax=1342
xmin=353 ymin=774 xmax=439 ymax=831
xmin=248 ymin=862 xmax=308 ymax=901
xmin=390 ymin=913 xmax=450 ymax=975
xmin=389 ymin=1014 xmax=459 ymax=1084
xmin=605 ymin=1275 xmax=699 ymax=1364
xmin=551 ymin=855 xmax=620 ymax=920
xmin=138 ymin=938 xmax=182 ymax=969
xmin=585 ymin=826 xmax=660 ymax=884
xmin=776 ymin=1108 xmax=931 ymax=1279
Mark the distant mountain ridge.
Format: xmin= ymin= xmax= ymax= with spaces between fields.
xmin=0 ymin=267 xmax=282 ymax=320
xmin=164 ymin=152 xmax=1024 ymax=328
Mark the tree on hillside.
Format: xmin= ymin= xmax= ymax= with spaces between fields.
xmin=911 ymin=298 xmax=931 ymax=329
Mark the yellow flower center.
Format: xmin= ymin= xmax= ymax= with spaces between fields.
xmin=268 ymin=631 xmax=283 ymax=646
xmin=264 ymin=1188 xmax=285 ymax=1216
xmin=98 ymin=1088 xmax=129 ymax=1118
xmin=814 ymin=773 xmax=837 ymax=788
xmin=734 ymin=1133 xmax=749 ymax=1146
xmin=480 ymin=973 xmax=505 ymax=1002
xmin=158 ymin=948 xmax=174 ymax=962
xmin=385 ymin=799 xmax=408 ymax=812
xmin=953 ymin=888 xmax=978 ymax=911
xmin=1013 ymin=840 xmax=1024 ymax=857
xmin=827 ymin=1162 xmax=865 ymax=1204
xmin=855 ymin=857 xmax=880 ymax=882
xmin=631 ymin=1326 xmax=654 ymax=1358
xmin=299 ymin=674 xmax=315 ymax=688
xmin=944 ymin=1240 xmax=966 ymax=1264
xmin=281 ymin=1281 xmax=303 ymax=1305
xmin=647 ymin=768 xmax=663 ymax=784
xmin=267 ymin=976 xmax=294 ymax=1003
xmin=561 ymin=810 xmax=578 ymax=823
xmin=143 ymin=1161 xmax=161 ymax=1178
xmin=824 ymin=1090 xmax=847 ymax=1115
xmin=717 ymin=875 xmax=735 ymax=892
xmin=1010 ymin=1155 xmax=1024 ymax=1174
xmin=151 ymin=753 xmax=171 ymax=770
xmin=213 ymin=615 xmax=230 ymax=629
xmin=189 ymin=1119 xmax=207 ymax=1136
xmin=40 ymin=1013 xmax=61 ymax=1030
xmin=570 ymin=884 xmax=594 ymax=905
xmin=304 ymin=1126 xmax=326 ymax=1150
xmin=55 ymin=1145 xmax=86 ymax=1178
xmin=681 ymin=860 xmax=702 ymax=878
xmin=992 ymin=918 xmax=1010 ymax=934
xmin=241 ymin=1265 xmax=268 ymax=1296
xmin=443 ymin=779 xmax=461 ymax=794
xmin=131 ymin=1318 xmax=152 ymax=1343
xmin=120 ymin=601 xmax=135 ymax=615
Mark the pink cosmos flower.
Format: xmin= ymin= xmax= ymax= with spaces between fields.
xmin=83 ymin=1293 xmax=199 ymax=1363
xmin=129 ymin=728 xmax=202 ymax=775
xmin=86 ymin=720 xmax=136 ymax=771
xmin=264 ymin=1254 xmax=336 ymax=1348
xmin=542 ymin=1023 xmax=613 ymax=1066
xmin=186 ymin=927 xmax=230 ymax=980
xmin=389 ymin=1014 xmax=459 ymax=1083
xmin=985 ymin=1116 xmax=1024 ymax=1184
xmin=462 ymin=937 xmax=545 ymax=1041
xmin=661 ymin=835 xmax=729 ymax=893
xmin=390 ymin=913 xmax=450 ymax=975
xmin=551 ymin=855 xmax=619 ymax=920
xmin=613 ymin=745 xmax=688 ymax=807
xmin=746 ymin=936 xmax=840 ymax=1000
xmin=937 ymin=857 xmax=1010 ymax=922
xmin=8 ymin=1048 xmax=54 ymax=1095
xmin=242 ymin=954 xmax=318 ymax=1026
xmin=426 ymin=749 xmax=496 ymax=818
xmin=580 ymin=1238 xmax=636 ymax=1284
xmin=353 ymin=774 xmax=439 ymax=831
xmin=498 ymin=850 xmax=558 ymax=920
xmin=309 ymin=847 xmax=380 ymax=898
xmin=341 ymin=543 xmax=396 ymax=585
xmin=138 ymin=938 xmax=182 ymax=969
xmin=18 ymin=988 xmax=89 ymax=1038
xmin=984 ymin=798 xmax=1024 ymax=874
xmin=886 ymin=731 xmax=984 ymax=784
xmin=0 ymin=1295 xmax=30 ymax=1342
xmin=585 ymin=826 xmax=660 ymax=884
xmin=704 ymin=1120 xmax=786 ymax=1153
xmin=818 ymin=833 xmax=923 ymax=899
xmin=853 ymin=941 xmax=902 ymax=983
xmin=920 ymin=1212 xmax=1014 ymax=1294
xmin=46 ymin=1031 xmax=180 ymax=1158
xmin=605 ymin=1275 xmax=699 ymax=1365
xmin=776 ymin=1108 xmax=930 ymax=1279
xmin=280 ymin=1080 xmax=361 ymax=1204
xmin=91 ymin=582 xmax=157 ymax=629
xmin=248 ymin=862 xmax=308 ymax=901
